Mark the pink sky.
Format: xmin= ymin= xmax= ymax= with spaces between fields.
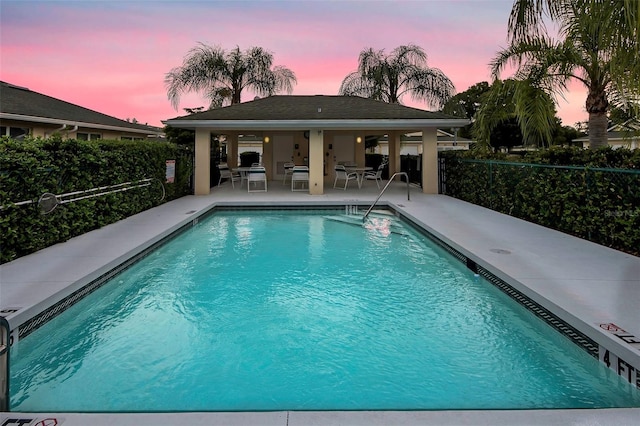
xmin=1 ymin=0 xmax=588 ymax=128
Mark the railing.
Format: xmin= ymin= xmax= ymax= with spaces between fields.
xmin=362 ymin=172 xmax=410 ymax=222
xmin=0 ymin=178 xmax=164 ymax=214
xmin=0 ymin=316 xmax=9 ymax=412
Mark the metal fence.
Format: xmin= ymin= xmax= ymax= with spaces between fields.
xmin=401 ymin=155 xmax=422 ymax=186
xmin=439 ymin=157 xmax=640 ymax=255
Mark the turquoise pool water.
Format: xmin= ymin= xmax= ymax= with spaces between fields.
xmin=10 ymin=210 xmax=640 ymax=411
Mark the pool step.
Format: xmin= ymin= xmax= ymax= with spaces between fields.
xmin=323 ymin=213 xmax=410 ymax=236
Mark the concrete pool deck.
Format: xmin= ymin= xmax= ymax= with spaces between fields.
xmin=1 ymin=181 xmax=639 ymax=425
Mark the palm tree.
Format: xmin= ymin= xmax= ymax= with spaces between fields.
xmin=492 ymin=0 xmax=639 ymax=149
xmin=473 ymin=79 xmax=557 ymax=149
xmin=338 ymin=44 xmax=455 ymax=110
xmin=165 ymin=43 xmax=297 ymax=110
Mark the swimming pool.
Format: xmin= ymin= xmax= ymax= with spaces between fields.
xmin=9 ymin=209 xmax=640 ymax=411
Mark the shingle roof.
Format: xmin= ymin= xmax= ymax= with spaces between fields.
xmin=170 ymin=95 xmax=456 ymax=121
xmin=573 ymin=131 xmax=639 ymax=142
xmin=0 ymin=81 xmax=161 ymax=134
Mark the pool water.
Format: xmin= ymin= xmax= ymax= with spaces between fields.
xmin=10 ymin=210 xmax=640 ymax=411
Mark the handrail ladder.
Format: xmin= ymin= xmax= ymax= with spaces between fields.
xmin=363 ymin=172 xmax=410 ymax=222
xmin=0 ymin=316 xmax=9 ymax=412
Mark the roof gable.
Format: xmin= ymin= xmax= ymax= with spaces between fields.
xmin=169 ymin=95 xmax=457 ymax=121
xmin=0 ymin=81 xmax=160 ymax=134
xmin=608 ymin=118 xmax=640 ymax=132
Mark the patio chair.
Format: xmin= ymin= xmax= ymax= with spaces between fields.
xmin=363 ymin=164 xmax=384 ymax=188
xmin=218 ymin=164 xmax=241 ymax=188
xmin=282 ymin=162 xmax=295 ymax=185
xmin=291 ymin=166 xmax=309 ymax=191
xmin=247 ymin=166 xmax=267 ymax=192
xmin=333 ymin=165 xmax=358 ymax=190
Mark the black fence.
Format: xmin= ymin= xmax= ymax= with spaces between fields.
xmin=401 ymin=155 xmax=422 ymax=186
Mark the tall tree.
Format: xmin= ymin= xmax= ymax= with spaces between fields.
xmin=441 ymin=82 xmax=491 ymax=139
xmin=473 ymin=79 xmax=557 ymax=149
xmin=442 ymin=82 xmax=490 ymax=120
xmin=165 ymin=44 xmax=297 ymax=110
xmin=338 ymin=44 xmax=455 ymax=110
xmin=493 ymin=0 xmax=640 ymax=149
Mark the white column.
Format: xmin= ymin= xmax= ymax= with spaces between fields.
xmin=355 ymin=134 xmax=365 ymax=166
xmin=262 ymin=135 xmax=273 ymax=179
xmin=194 ymin=128 xmax=211 ymax=195
xmin=421 ymin=127 xmax=438 ymax=194
xmin=227 ymin=133 xmax=238 ymax=168
xmin=388 ymin=131 xmax=401 ymax=179
xmin=308 ymin=129 xmax=324 ymax=195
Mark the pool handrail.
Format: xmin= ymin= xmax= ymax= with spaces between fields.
xmin=0 ymin=316 xmax=9 ymax=412
xmin=362 ymin=172 xmax=410 ymax=222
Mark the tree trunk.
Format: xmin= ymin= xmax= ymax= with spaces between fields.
xmin=231 ymin=90 xmax=241 ymax=105
xmin=588 ymin=112 xmax=608 ymax=149
xmin=585 ymin=85 xmax=609 ymax=149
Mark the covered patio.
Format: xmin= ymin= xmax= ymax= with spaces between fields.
xmin=164 ymin=95 xmax=469 ymax=195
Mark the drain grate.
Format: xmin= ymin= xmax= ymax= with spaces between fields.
xmin=477 ymin=265 xmax=599 ymax=358
xmin=399 ymin=212 xmax=599 ymax=359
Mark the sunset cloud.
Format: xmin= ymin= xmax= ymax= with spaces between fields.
xmin=1 ymin=0 xmax=587 ymax=127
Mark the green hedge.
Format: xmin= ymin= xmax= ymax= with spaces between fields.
xmin=440 ymin=147 xmax=639 ymax=256
xmin=0 ymin=136 xmax=193 ymax=263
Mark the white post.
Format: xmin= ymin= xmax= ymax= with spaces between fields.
xmin=309 ymin=129 xmax=324 ymax=195
xmin=421 ymin=127 xmax=438 ymax=194
xmin=388 ymin=131 xmax=401 ymax=179
xmin=194 ymin=128 xmax=211 ymax=195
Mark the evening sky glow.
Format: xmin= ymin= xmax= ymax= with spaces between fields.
xmin=0 ymin=0 xmax=588 ymax=128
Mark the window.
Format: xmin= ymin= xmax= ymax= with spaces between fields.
xmin=1 ymin=126 xmax=30 ymax=138
xmin=121 ymin=136 xmax=144 ymax=141
xmin=77 ymin=132 xmax=102 ymax=141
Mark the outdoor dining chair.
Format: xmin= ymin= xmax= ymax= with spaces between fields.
xmin=291 ymin=166 xmax=309 ymax=191
xmin=282 ymin=162 xmax=295 ymax=185
xmin=363 ymin=164 xmax=384 ymax=188
xmin=247 ymin=166 xmax=267 ymax=192
xmin=333 ymin=165 xmax=358 ymax=190
xmin=218 ymin=164 xmax=241 ymax=188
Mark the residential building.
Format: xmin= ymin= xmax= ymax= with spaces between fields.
xmin=0 ymin=81 xmax=164 ymax=141
xmin=573 ymin=119 xmax=639 ymax=149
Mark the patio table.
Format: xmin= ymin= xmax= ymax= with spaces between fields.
xmin=346 ymin=166 xmax=373 ymax=188
xmin=232 ymin=167 xmax=253 ymax=187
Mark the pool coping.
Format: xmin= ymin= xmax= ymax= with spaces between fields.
xmin=1 ymin=184 xmax=639 ymax=424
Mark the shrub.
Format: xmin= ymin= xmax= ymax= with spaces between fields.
xmin=439 ymin=147 xmax=640 ymax=255
xmin=0 ymin=136 xmax=193 ymax=263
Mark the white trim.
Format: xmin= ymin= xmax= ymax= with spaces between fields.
xmin=1 ymin=113 xmax=162 ymax=136
xmin=163 ymin=118 xmax=470 ymax=131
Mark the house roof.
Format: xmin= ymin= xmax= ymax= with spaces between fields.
xmin=164 ymin=95 xmax=470 ymax=131
xmin=0 ymin=81 xmax=162 ymax=135
xmin=609 ymin=118 xmax=640 ymax=132
xmin=573 ymin=118 xmax=640 ymax=143
xmin=573 ymin=131 xmax=640 ymax=143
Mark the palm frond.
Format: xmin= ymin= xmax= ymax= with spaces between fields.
xmin=472 ymin=80 xmax=514 ymax=148
xmin=513 ymin=80 xmax=556 ymax=146
xmin=339 ymin=44 xmax=454 ymax=107
xmin=507 ymin=0 xmax=571 ymax=43
xmin=405 ymin=67 xmax=455 ymax=110
xmin=165 ymin=43 xmax=296 ymax=109
xmin=272 ymin=66 xmax=297 ymax=95
xmin=338 ymin=72 xmax=375 ymax=98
